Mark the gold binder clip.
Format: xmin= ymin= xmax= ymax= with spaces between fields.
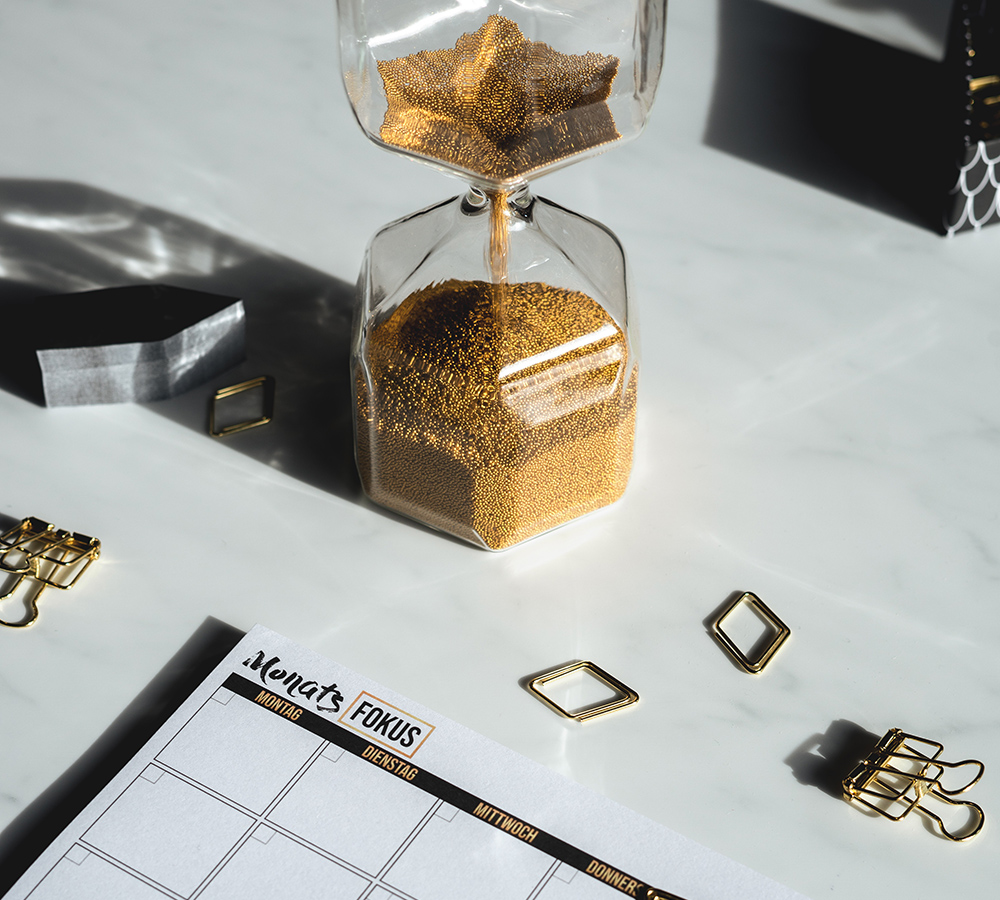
xmin=32 ymin=530 xmax=101 ymax=589
xmin=0 ymin=516 xmax=56 ymax=575
xmin=0 ymin=517 xmax=101 ymax=629
xmin=0 ymin=569 xmax=47 ymax=628
xmin=209 ymin=375 xmax=275 ymax=437
xmin=842 ymin=728 xmax=985 ymax=841
xmin=1 ymin=518 xmax=100 ymax=589
xmin=710 ymin=591 xmax=790 ymax=674
xmin=527 ymin=661 xmax=639 ymax=722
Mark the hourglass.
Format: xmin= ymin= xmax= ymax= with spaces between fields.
xmin=338 ymin=1 xmax=668 ymax=550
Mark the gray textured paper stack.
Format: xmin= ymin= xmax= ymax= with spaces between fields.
xmin=3 ymin=284 xmax=245 ymax=407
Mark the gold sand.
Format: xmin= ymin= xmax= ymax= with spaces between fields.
xmin=377 ymin=14 xmax=620 ymax=182
xmin=355 ymin=279 xmax=636 ymax=550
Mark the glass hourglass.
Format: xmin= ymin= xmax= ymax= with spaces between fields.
xmin=338 ymin=1 xmax=667 ymax=550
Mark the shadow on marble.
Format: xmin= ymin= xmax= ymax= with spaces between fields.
xmin=704 ymin=0 xmax=954 ymax=232
xmin=822 ymin=0 xmax=951 ymax=45
xmin=0 ymin=179 xmax=361 ymax=501
xmin=0 ymin=617 xmax=244 ymax=897
xmin=785 ymin=718 xmax=881 ymax=798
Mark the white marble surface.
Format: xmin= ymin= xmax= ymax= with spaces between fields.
xmin=1 ymin=1 xmax=998 ymax=899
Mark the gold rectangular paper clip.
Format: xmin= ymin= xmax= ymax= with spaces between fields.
xmin=842 ymin=728 xmax=985 ymax=841
xmin=210 ymin=375 xmax=275 ymax=437
xmin=0 ymin=517 xmax=101 ymax=628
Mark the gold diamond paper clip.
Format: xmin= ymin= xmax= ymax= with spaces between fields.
xmin=527 ymin=661 xmax=639 ymax=722
xmin=842 ymin=728 xmax=985 ymax=842
xmin=209 ymin=375 xmax=275 ymax=437
xmin=710 ymin=591 xmax=790 ymax=674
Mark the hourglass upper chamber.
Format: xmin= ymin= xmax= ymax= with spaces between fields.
xmin=337 ymin=0 xmax=668 ymax=189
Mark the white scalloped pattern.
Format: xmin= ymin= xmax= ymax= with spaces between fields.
xmin=946 ymin=140 xmax=1000 ymax=235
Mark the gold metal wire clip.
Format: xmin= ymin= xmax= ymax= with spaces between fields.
xmin=209 ymin=375 xmax=275 ymax=437
xmin=0 ymin=516 xmax=54 ymax=574
xmin=527 ymin=661 xmax=639 ymax=722
xmin=842 ymin=728 xmax=985 ymax=841
xmin=0 ymin=572 xmax=47 ymax=630
xmin=0 ymin=517 xmax=101 ymax=628
xmin=710 ymin=591 xmax=790 ymax=674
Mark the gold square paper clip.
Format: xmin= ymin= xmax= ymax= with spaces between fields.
xmin=527 ymin=661 xmax=639 ymax=722
xmin=209 ymin=375 xmax=275 ymax=437
xmin=710 ymin=591 xmax=790 ymax=674
xmin=842 ymin=728 xmax=985 ymax=841
xmin=0 ymin=517 xmax=101 ymax=628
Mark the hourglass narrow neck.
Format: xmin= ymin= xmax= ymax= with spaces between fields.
xmin=465 ymin=185 xmax=533 ymax=287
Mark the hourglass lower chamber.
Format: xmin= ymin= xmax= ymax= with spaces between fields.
xmin=339 ymin=2 xmax=667 ymax=550
xmin=355 ymin=187 xmax=637 ymax=550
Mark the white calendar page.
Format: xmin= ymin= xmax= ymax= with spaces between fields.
xmin=4 ymin=626 xmax=807 ymax=900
